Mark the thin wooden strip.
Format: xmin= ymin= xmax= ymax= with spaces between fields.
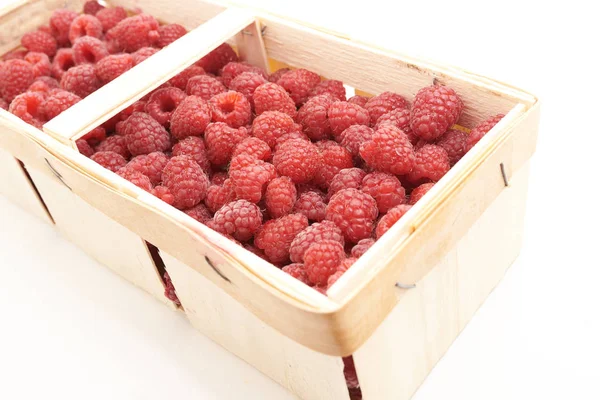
xmin=235 ymin=19 xmax=270 ymax=73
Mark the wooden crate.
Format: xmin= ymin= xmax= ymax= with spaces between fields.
xmin=1 ymin=2 xmax=540 ymax=399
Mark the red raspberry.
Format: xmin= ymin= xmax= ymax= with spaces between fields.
xmin=49 ymin=9 xmax=78 ymax=47
xmin=186 ymin=74 xmax=226 ymax=102
xmin=336 ymin=257 xmax=356 ymax=273
xmin=229 ymin=72 xmax=267 ymax=105
xmin=436 ymin=129 xmax=468 ymax=165
xmin=169 ymin=65 xmax=205 ymax=91
xmin=272 ymin=139 xmax=322 ymax=184
xmin=253 ymin=82 xmax=297 ymax=118
xmin=327 ymin=270 xmax=346 ymax=289
xmin=60 ymin=64 xmax=100 ymax=98
xmin=123 ymin=112 xmax=171 ymax=156
xmin=69 ymin=15 xmax=103 ymax=44
xmin=232 ymin=137 xmax=271 ymax=161
xmin=230 ymin=161 xmax=275 ymax=203
xmin=364 ymin=91 xmax=409 ymax=125
xmin=51 ymin=48 xmax=75 ymax=80
xmin=209 ymin=91 xmax=251 ymax=128
xmin=83 ymin=1 xmax=104 ymax=15
xmin=328 ymin=101 xmax=370 ymax=138
xmin=282 ymin=263 xmax=310 ymax=285
xmin=466 ymin=114 xmax=505 ymax=151
xmin=145 ymin=87 xmax=186 ymax=127
xmin=131 ymin=47 xmax=159 ymax=65
xmin=184 ymin=203 xmax=212 ymax=223
xmin=125 ymin=152 xmax=169 ymax=185
xmin=347 ymin=95 xmax=369 ymax=107
xmin=293 ymin=190 xmax=327 ymax=222
xmin=95 ymin=53 xmax=133 ymax=84
xmin=80 ymin=126 xmax=106 ymax=145
xmin=172 ymin=136 xmax=210 ymax=171
xmin=21 ymin=30 xmax=57 ymax=57
xmin=211 ymin=172 xmax=228 ymax=186
xmin=252 ymin=111 xmax=300 ymax=149
xmin=29 ymin=76 xmax=59 ymax=93
xmin=8 ymin=91 xmax=45 ymax=128
xmin=375 ymin=107 xmax=410 ymax=130
xmin=151 ymin=185 xmax=174 ymax=205
xmin=212 ymin=199 xmax=262 ymax=242
xmin=328 ymin=168 xmax=366 ymax=200
xmin=91 ymin=151 xmax=127 ymax=172
xmin=339 ymin=125 xmax=374 ymax=157
xmin=265 ymin=176 xmax=297 ymax=218
xmin=229 ymin=154 xmax=261 ymax=174
xmin=96 ymin=7 xmax=127 ymax=32
xmin=196 ymin=43 xmax=238 ymax=74
xmin=276 ymin=68 xmax=321 ymax=106
xmin=157 ymin=24 xmax=187 ymax=48
xmin=117 ymin=168 xmax=153 ymax=191
xmin=274 ymin=131 xmax=309 ymax=150
xmin=205 ymin=179 xmax=236 ymax=213
xmin=162 ymin=155 xmax=209 ymax=209
xmin=361 ymin=172 xmax=406 ymax=213
xmin=409 ymin=182 xmax=435 ymax=205
xmin=204 ymin=122 xmax=249 ymax=166
xmin=220 ymin=62 xmax=266 ymax=87
xmin=25 ymin=52 xmax=51 ymax=78
xmin=407 ymin=144 xmax=450 ymax=183
xmin=72 ymin=36 xmax=108 ymax=65
xmin=296 ymin=94 xmax=334 ymax=140
xmin=359 ymin=124 xmax=415 ymax=175
xmin=255 ymin=213 xmax=308 ymax=263
xmin=313 ymin=141 xmax=353 ymax=189
xmin=309 ymin=80 xmax=345 ymax=101
xmin=410 ymin=85 xmax=464 ymax=141
xmin=95 ymin=135 xmax=130 ymax=158
xmin=76 ymin=139 xmax=95 ymax=157
xmin=326 ymin=188 xmax=378 ymax=243
xmin=351 ymin=238 xmax=375 ymax=258
xmin=107 ymin=14 xmax=160 ymax=52
xmin=162 ymin=271 xmax=181 ymax=306
xmin=41 ymin=89 xmax=80 ymax=120
xmin=304 ymin=239 xmax=345 ymax=286
xmin=170 ymin=95 xmax=211 ymax=140
xmin=268 ymin=68 xmax=291 ymax=83
xmin=376 ymin=204 xmax=412 ymax=238
xmin=2 ymin=49 xmax=27 ymax=61
xmin=0 ymin=60 xmax=35 ymax=102
xmin=0 ymin=98 xmax=8 ymax=111
xmin=289 ymin=220 xmax=344 ymax=263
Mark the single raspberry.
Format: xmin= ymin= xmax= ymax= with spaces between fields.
xmin=51 ymin=48 xmax=75 ymax=80
xmin=41 ymin=89 xmax=80 ymax=120
xmin=123 ymin=112 xmax=171 ymax=156
xmin=229 ymin=72 xmax=267 ymax=105
xmin=205 ymin=180 xmax=236 ymax=213
xmin=212 ymin=199 xmax=262 ymax=241
xmin=21 ymin=30 xmax=57 ymax=57
xmin=69 ymin=15 xmax=103 ymax=44
xmin=309 ymin=80 xmax=345 ymax=101
xmin=76 ymin=139 xmax=95 ymax=157
xmin=255 ymin=213 xmax=308 ymax=263
xmin=81 ymin=126 xmax=106 ymax=145
xmin=169 ymin=65 xmax=205 ymax=91
xmin=49 ymin=9 xmax=78 ymax=47
xmin=410 ymin=85 xmax=464 ymax=141
xmin=407 ymin=144 xmax=450 ymax=183
xmin=268 ymin=68 xmax=291 ymax=83
xmin=265 ymin=176 xmax=297 ymax=218
xmin=229 ymin=161 xmax=276 ymax=203
xmin=204 ymin=122 xmax=249 ymax=166
xmin=289 ymin=220 xmax=344 ymax=263
xmin=95 ymin=53 xmax=133 ymax=84
xmin=196 ymin=43 xmax=238 ymax=74
xmin=144 ymin=87 xmax=186 ymax=127
xmin=2 ymin=49 xmax=27 ymax=61
xmin=296 ymin=94 xmax=334 ymax=140
xmin=436 ymin=129 xmax=468 ymax=165
xmin=409 ymin=182 xmax=435 ymax=205
xmin=107 ymin=14 xmax=160 ymax=52
xmin=157 ymin=24 xmax=187 ymax=48
xmin=95 ymin=135 xmax=130 ymax=158
xmin=83 ymin=1 xmax=104 ymax=15
xmin=293 ymin=190 xmax=327 ymax=222
xmin=364 ymin=91 xmax=409 ymax=125
xmin=359 ymin=124 xmax=415 ymax=175
xmin=209 ymin=91 xmax=251 ymax=128
xmin=211 ymin=172 xmax=228 ymax=186
xmin=347 ymin=95 xmax=369 ymax=107
xmin=162 ymin=155 xmax=209 ymax=209
xmin=327 ymin=270 xmax=345 ymax=288
xmin=162 ymin=271 xmax=181 ymax=306
xmin=28 ymin=76 xmax=59 ymax=94
xmin=72 ymin=36 xmax=108 ymax=65
xmin=232 ymin=137 xmax=271 ymax=161
xmin=117 ymin=167 xmax=153 ymax=191
xmin=219 ymin=62 xmax=265 ymax=86
xmin=282 ymin=263 xmax=310 ymax=285
xmin=328 ymin=101 xmax=370 ymax=138
xmin=131 ymin=47 xmax=159 ymax=65
xmin=351 ymin=238 xmax=375 ymax=258
xmin=96 ymin=7 xmax=127 ymax=32
xmin=91 ymin=151 xmax=127 ymax=172
xmin=185 ymin=75 xmax=226 ymax=103
xmin=184 ymin=203 xmax=212 ymax=223
xmin=304 ymin=239 xmax=345 ymax=286
xmin=328 ymin=168 xmax=366 ymax=200
xmin=276 ymin=68 xmax=321 ymax=106
xmin=172 ymin=136 xmax=210 ymax=171
xmin=0 ymin=60 xmax=35 ymax=102
xmin=375 ymin=107 xmax=410 ymax=130
xmin=339 ymin=125 xmax=374 ymax=157
xmin=229 ymin=154 xmax=261 ymax=174
xmin=126 ymin=151 xmax=169 ymax=185
xmin=24 ymin=52 xmax=51 ymax=78
xmin=253 ymin=82 xmax=297 ymax=118
xmin=466 ymin=114 xmax=505 ymax=151
xmin=336 ymin=256 xmax=356 ymax=273
xmin=8 ymin=91 xmax=45 ymax=128
xmin=170 ymin=95 xmax=211 ymax=140
xmin=326 ymin=188 xmax=378 ymax=243
xmin=251 ymin=111 xmax=299 ymax=149
xmin=376 ymin=204 xmax=412 ymax=238
xmin=313 ymin=141 xmax=353 ymax=189
xmin=361 ymin=172 xmax=406 ymax=213
xmin=272 ymin=139 xmax=322 ymax=184
xmin=60 ymin=64 xmax=100 ymax=98
xmin=273 ymin=131 xmax=309 ymax=150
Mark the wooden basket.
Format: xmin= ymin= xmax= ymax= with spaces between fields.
xmin=0 ymin=1 xmax=540 ymax=399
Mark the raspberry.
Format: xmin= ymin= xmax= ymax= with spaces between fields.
xmin=184 ymin=203 xmax=212 ymax=223
xmin=0 ymin=98 xmax=8 ymax=110
xmin=252 ymin=111 xmax=300 ymax=149
xmin=21 ymin=30 xmax=57 ymax=57
xmin=95 ymin=53 xmax=134 ymax=83
xmin=169 ymin=65 xmax=205 ymax=91
xmin=376 ymin=204 xmax=412 ymax=238
xmin=126 ymin=151 xmax=169 ymax=185
xmin=76 ymin=139 xmax=95 ymax=157
xmin=8 ymin=91 xmax=45 ymax=128
xmin=359 ymin=124 xmax=415 ymax=175
xmin=276 ymin=68 xmax=321 ymax=106
xmin=172 ymin=136 xmax=210 ymax=171
xmin=209 ymin=91 xmax=251 ymax=128
xmin=255 ymin=213 xmax=308 ymax=263
xmin=51 ymin=48 xmax=75 ymax=80
xmin=409 ymin=182 xmax=435 ymax=205
xmin=282 ymin=263 xmax=310 ymax=285
xmin=375 ymin=107 xmax=410 ymax=130
xmin=211 ymin=172 xmax=228 ymax=186
xmin=407 ymin=144 xmax=450 ymax=183
xmin=313 ymin=141 xmax=353 ymax=189
xmin=268 ymin=68 xmax=291 ymax=83
xmin=28 ymin=76 xmax=59 ymax=93
xmin=49 ymin=9 xmax=78 ymax=47
xmin=272 ymin=139 xmax=322 ymax=184
xmin=361 ymin=172 xmax=406 ymax=213
xmin=72 ymin=36 xmax=108 ymax=65
xmin=219 ymin=62 xmax=265 ymax=86
xmin=410 ymin=85 xmax=464 ymax=141
xmin=117 ymin=167 xmax=153 ymax=191
xmin=328 ymin=168 xmax=366 ymax=199
xmin=131 ymin=47 xmax=159 ymax=65
xmin=91 ymin=151 xmax=127 ymax=172
xmin=304 ymin=239 xmax=345 ymax=286
xmin=229 ymin=72 xmax=267 ymax=105
xmin=96 ymin=7 xmax=127 ymax=32
xmin=107 ymin=14 xmax=160 ymax=52
xmin=24 ymin=52 xmax=51 ymax=78
xmin=232 ymin=137 xmax=271 ymax=161
xmin=265 ymin=176 xmax=297 ymax=218
xmin=81 ymin=126 xmax=106 ymax=145
xmin=41 ymin=89 xmax=80 ymax=120
xmin=157 ymin=24 xmax=187 ymax=48
xmin=274 ymin=131 xmax=309 ymax=150
xmin=196 ymin=43 xmax=238 ymax=74
xmin=347 ymin=95 xmax=369 ymax=107
xmin=205 ymin=180 xmax=236 ymax=213
xmin=296 ymin=94 xmax=334 ymax=140
xmin=83 ymin=1 xmax=104 ymax=15
xmin=229 ymin=161 xmax=276 ymax=203
xmin=293 ymin=190 xmax=327 ymax=222
xmin=184 ymin=75 xmax=224 ymax=101
xmin=162 ymin=155 xmax=209 ymax=209
xmin=0 ymin=60 xmax=35 ymax=102
xmin=60 ymin=64 xmax=100 ymax=98
xmin=123 ymin=112 xmax=171 ymax=156
xmin=212 ymin=199 xmax=262 ymax=242
xmin=69 ymin=15 xmax=103 ymax=44
xmin=204 ymin=122 xmax=249 ymax=166
xmin=364 ymin=91 xmax=409 ymax=125
xmin=466 ymin=114 xmax=505 ymax=151
xmin=351 ymin=238 xmax=375 ymax=258
xmin=253 ymin=82 xmax=297 ymax=118
xmin=2 ymin=49 xmax=27 ymax=61
xmin=309 ymin=80 xmax=345 ymax=101
xmin=162 ymin=271 xmax=181 ymax=306
xmin=339 ymin=125 xmax=374 ymax=157
xmin=327 ymin=270 xmax=346 ymax=288
xmin=326 ymin=188 xmax=378 ymax=243
xmin=170 ymin=95 xmax=211 ymax=139
xmin=145 ymin=87 xmax=186 ymax=127
xmin=229 ymin=154 xmax=260 ymax=174
xmin=289 ymin=220 xmax=344 ymax=263
xmin=436 ymin=129 xmax=468 ymax=165
xmin=95 ymin=135 xmax=130 ymax=158
xmin=328 ymin=101 xmax=370 ymax=138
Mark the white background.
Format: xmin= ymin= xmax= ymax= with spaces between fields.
xmin=2 ymin=0 xmax=599 ymax=399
